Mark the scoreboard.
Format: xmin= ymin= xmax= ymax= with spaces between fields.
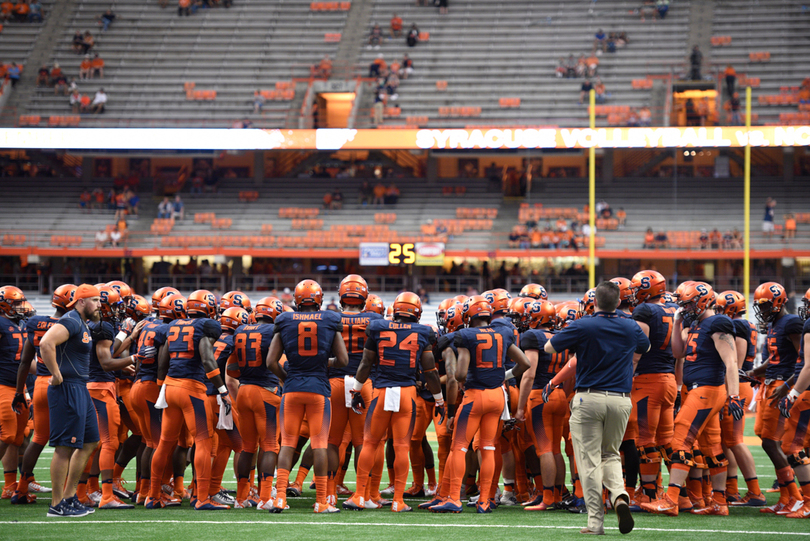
xmin=359 ymin=242 xmax=445 ymax=266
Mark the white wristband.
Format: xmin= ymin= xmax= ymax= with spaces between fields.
xmin=115 ymin=331 xmax=128 ymax=343
xmin=24 ymin=392 xmax=31 ymax=401
xmin=432 ymin=392 xmax=444 ymax=402
xmin=504 ymin=369 xmax=514 ymax=381
xmin=788 ymin=388 xmax=801 ymax=400
xmin=218 ymin=385 xmax=227 ymax=395
xmin=352 ymin=379 xmax=364 ymax=393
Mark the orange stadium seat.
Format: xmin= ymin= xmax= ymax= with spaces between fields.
xmin=18 ymin=115 xmax=40 ymax=126
xmin=2 ymin=234 xmax=26 ymax=245
xmin=436 ymin=80 xmax=448 ymax=91
xmin=418 ymin=32 xmax=430 ymax=41
xmin=631 ymin=79 xmax=654 ymax=89
xmin=324 ymin=33 xmax=342 ymax=42
xmin=499 ymin=97 xmax=521 ymax=108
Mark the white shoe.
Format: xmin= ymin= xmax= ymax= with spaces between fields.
xmin=326 ymin=494 xmax=336 ymax=506
xmin=256 ymin=500 xmax=275 ymax=510
xmin=364 ymin=498 xmax=382 ymax=509
xmin=212 ymin=490 xmax=235 ymax=506
xmin=494 ymin=486 xmax=503 ymax=500
xmin=425 ymin=484 xmax=437 ymax=497
xmin=380 ymin=485 xmax=395 ymax=496
xmin=271 ymin=487 xmax=277 ymax=499
xmin=468 ymin=494 xmax=480 ymax=504
xmin=28 ymin=481 xmax=52 ymax=493
xmin=233 ymin=500 xmax=252 ymax=509
xmin=499 ymin=490 xmax=518 ymax=506
xmin=89 ymin=491 xmax=102 ymax=503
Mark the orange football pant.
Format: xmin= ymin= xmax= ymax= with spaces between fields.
xmin=328 ymin=378 xmax=371 ymax=448
xmin=88 ymin=384 xmax=121 ymax=473
xmin=31 ymin=376 xmax=50 ymax=446
xmin=670 ymin=385 xmax=726 ymax=474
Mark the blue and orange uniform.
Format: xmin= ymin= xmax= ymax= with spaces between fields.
xmin=23 ymin=314 xmax=59 ymax=448
xmin=148 ymin=317 xmax=221 ymax=506
xmin=131 ymin=320 xmax=168 ymax=451
xmin=208 ymin=328 xmax=241 ymax=500
xmin=780 ymin=317 xmax=810 ymax=476
xmin=348 ymin=318 xmax=435 ymax=509
xmin=432 ymin=332 xmax=457 ymax=484
xmin=0 ymin=314 xmax=27 ymax=494
xmin=228 ymin=322 xmax=278 ymax=504
xmin=721 ymin=318 xmax=757 ymax=449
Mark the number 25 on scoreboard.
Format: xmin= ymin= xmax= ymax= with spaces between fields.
xmin=389 ymin=243 xmax=415 ymax=265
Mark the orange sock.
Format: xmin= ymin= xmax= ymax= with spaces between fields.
xmin=327 ymin=471 xmax=337 ymax=500
xmin=787 ymin=472 xmax=802 ymax=501
xmin=101 ymin=479 xmax=114 ymax=500
xmin=543 ymin=486 xmax=554 ymax=505
xmin=248 ymin=470 xmax=255 ymax=490
xmin=294 ymin=466 xmax=310 ymax=487
xmin=533 ymin=475 xmax=543 ymax=494
xmin=574 ymin=478 xmax=583 ymax=499
xmin=726 ymin=476 xmax=738 ymax=495
xmin=801 ymin=481 xmax=810 ymax=500
xmin=275 ymin=468 xmax=290 ymax=504
xmin=113 ymin=463 xmax=125 ymax=479
xmin=88 ymin=474 xmax=100 ymax=494
xmin=236 ymin=477 xmax=250 ymax=502
xmin=687 ymin=477 xmax=702 ymax=502
xmin=426 ymin=466 xmax=436 ymax=487
xmin=712 ymin=490 xmax=727 ymax=506
xmin=77 ymin=481 xmax=87 ymax=501
xmin=260 ymin=472 xmax=274 ymax=503
xmin=776 ymin=467 xmax=792 ymax=504
xmin=173 ymin=475 xmax=184 ymax=498
xmin=744 ymin=476 xmax=761 ymax=495
xmin=3 ymin=471 xmax=16 ymax=489
xmin=701 ymin=476 xmax=711 ymax=499
xmin=315 ymin=475 xmax=327 ymax=505
xmin=336 ymin=467 xmax=347 ymax=487
xmin=666 ymin=483 xmax=681 ymax=501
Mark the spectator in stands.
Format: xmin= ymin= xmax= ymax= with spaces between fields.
xmin=575 ymin=55 xmax=587 ymax=78
xmin=172 ymin=194 xmax=184 ymax=220
xmin=126 ymin=188 xmax=139 ymax=215
xmin=638 ymin=106 xmax=652 ymax=127
xmin=322 ymin=191 xmax=333 ymax=210
xmin=252 ymin=90 xmax=265 ymax=114
xmin=722 ymin=230 xmax=734 ymax=250
xmin=384 ymin=183 xmax=400 ymax=205
xmin=530 ymin=227 xmax=542 ymax=249
xmin=36 ymin=64 xmax=49 ymax=87
xmin=594 ymin=78 xmax=607 ymax=103
xmin=69 ymin=89 xmax=82 ymax=113
xmin=563 ymin=54 xmax=576 ymax=78
xmin=368 ymin=23 xmax=382 ymax=48
xmin=438 ymin=0 xmax=448 ymax=15
xmin=643 ymin=228 xmax=655 ymax=249
xmin=0 ymin=1 xmax=11 ymax=21
xmin=555 ymin=57 xmax=566 ymax=79
xmin=369 ymin=53 xmax=386 ymax=77
xmin=331 ymin=188 xmax=343 ymax=210
xmin=326 ymin=298 xmax=339 ymax=312
xmin=593 ymin=28 xmax=606 ymax=54
xmin=178 ymin=0 xmax=191 ymax=16
xmin=724 ymin=64 xmax=736 ymax=97
xmin=579 ymin=78 xmax=593 ymax=105
xmin=710 ymin=228 xmax=722 ymax=249
xmin=731 ymin=229 xmax=743 ymax=249
xmin=585 ymin=54 xmax=599 ymax=77
xmin=91 ymin=87 xmax=107 ymax=113
xmin=7 ymin=62 xmax=20 ymax=87
xmin=616 ymin=208 xmax=626 ymax=229
xmin=785 ymin=214 xmax=797 ymax=242
xmin=13 ymin=0 xmax=29 ymax=22
xmin=399 ymin=53 xmax=413 ymax=78
xmin=157 ymin=196 xmax=172 ymax=219
xmin=109 ymin=226 xmax=122 ymax=247
xmin=654 ymin=230 xmax=669 ymax=249
xmin=390 ymin=13 xmax=402 ymax=38
xmin=79 ymin=54 xmax=92 ymax=80
xmin=71 ymin=30 xmax=84 ymax=53
xmin=689 ymin=45 xmax=702 ymax=80
xmin=699 ymin=229 xmax=709 ymax=249
xmin=114 ymin=189 xmax=127 ymax=220
xmin=386 ymin=71 xmax=400 ymax=100
xmin=79 ymin=189 xmax=91 ymax=213
xmin=97 ymin=9 xmax=115 ymax=32
xmin=606 ymin=32 xmax=617 ymax=53
xmin=372 ymin=182 xmax=386 ymax=206
xmin=81 ymin=31 xmax=95 ymax=55
xmin=91 ymin=187 xmax=104 ymax=210
xmin=28 ymin=0 xmax=41 ymax=21
xmin=616 ymin=32 xmax=628 ymax=48
xmin=727 ymin=92 xmax=742 ymax=125
xmin=358 ymin=181 xmax=372 ymax=205
xmin=95 ymin=227 xmax=108 ymax=248
xmin=406 ymin=23 xmax=419 ymax=47
xmin=656 ymin=0 xmax=669 ymax=19
xmin=317 ymin=55 xmax=332 ymax=78
xmin=91 ymin=53 xmax=104 ymax=78
xmin=59 ymin=76 xmax=75 ymax=97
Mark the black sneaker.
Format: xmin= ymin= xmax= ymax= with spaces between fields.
xmin=68 ymin=495 xmax=95 ymax=514
xmin=568 ymin=497 xmax=587 ymax=514
xmin=47 ymin=499 xmax=89 ymax=518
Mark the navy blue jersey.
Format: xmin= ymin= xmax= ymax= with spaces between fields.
xmin=632 ymin=302 xmax=678 ymax=375
xmin=733 ymin=318 xmax=757 ymax=372
xmin=617 ymin=309 xmax=632 ymax=318
xmin=683 ymin=314 xmax=735 ymax=388
xmin=520 ymin=328 xmax=567 ymax=389
xmin=25 ymin=314 xmax=59 ymax=377
xmin=213 ymin=332 xmax=235 ymax=376
xmin=366 ymin=319 xmax=435 ymax=389
xmin=454 ymin=325 xmax=512 ymax=390
xmin=274 ymin=310 xmax=342 ymax=396
xmin=795 ymin=318 xmax=810 ymax=379
xmin=231 ymin=323 xmax=278 ymax=388
xmin=135 ymin=320 xmax=168 ymax=383
xmin=54 ymin=310 xmax=94 ymax=383
xmin=491 ymin=317 xmax=519 ymax=375
xmin=0 ymin=315 xmax=24 ymax=387
xmin=166 ymin=317 xmax=222 ymax=384
xmin=550 ymin=311 xmax=650 ymax=394
xmin=764 ymin=314 xmax=803 ymax=381
xmin=88 ymin=321 xmax=116 ymax=383
xmin=332 ymin=311 xmax=382 ymax=378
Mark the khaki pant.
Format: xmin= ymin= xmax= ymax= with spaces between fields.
xmin=569 ymin=390 xmax=631 ymax=533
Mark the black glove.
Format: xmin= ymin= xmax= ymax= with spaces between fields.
xmin=350 ymin=389 xmax=366 ymax=415
xmin=434 ymin=401 xmax=446 ymax=425
xmin=11 ymin=393 xmax=26 ymax=415
xmin=738 ymin=369 xmax=758 ymax=385
xmin=542 ymin=382 xmax=556 ymax=403
xmin=219 ymin=392 xmax=232 ymax=417
xmin=673 ymin=391 xmax=681 ymax=416
xmin=727 ymin=395 xmax=745 ymax=421
xmin=503 ymin=418 xmax=521 ymax=432
xmin=779 ymin=393 xmax=797 ymax=419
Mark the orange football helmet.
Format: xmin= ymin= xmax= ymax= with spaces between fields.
xmin=444 ymin=303 xmax=465 ymax=333
xmin=520 ymin=283 xmax=548 ymax=300
xmin=187 ymin=289 xmax=218 ymax=318
xmin=385 ymin=304 xmax=394 ymax=320
xmin=436 ymin=298 xmax=456 ymax=328
xmin=339 ymin=274 xmax=369 ymax=306
xmin=677 ymin=282 xmax=715 ymax=322
xmin=611 ymin=277 xmax=634 ymax=306
xmin=364 ymin=294 xmax=385 ymax=316
xmin=529 ymin=300 xmax=556 ymax=329
xmin=220 ymin=290 xmax=252 ymax=314
xmin=483 ymin=289 xmax=512 ymax=316
xmin=631 ymin=270 xmax=667 ymax=304
xmin=0 ymin=285 xmax=26 ymax=321
xmin=462 ymin=295 xmax=492 ymax=324
xmin=294 ymin=279 xmax=323 ymax=309
xmin=220 ymin=307 xmax=249 ymax=331
xmin=283 ymin=305 xmax=294 ymax=313
xmin=392 ymin=291 xmax=422 ymax=321
xmin=507 ymin=296 xmax=535 ymax=331
xmin=52 ymin=284 xmax=77 ymax=311
xmin=578 ymin=288 xmax=596 ymax=316
xmin=798 ymin=288 xmax=810 ymax=321
xmin=152 ymin=287 xmax=180 ymax=311
xmin=715 ymin=290 xmax=746 ymax=319
xmin=159 ymin=294 xmax=186 ymax=321
xmin=753 ymin=282 xmax=787 ymax=324
xmin=127 ymin=295 xmax=152 ymax=321
xmin=555 ymin=301 xmax=581 ymax=330
xmin=97 ymin=285 xmax=124 ymax=321
xmin=452 ymin=295 xmax=469 ymax=305
xmin=106 ymin=281 xmax=132 ymax=302
xmin=662 ymin=291 xmax=675 ymax=304
xmin=254 ymin=296 xmax=283 ymax=322
xmin=673 ymin=281 xmax=696 ymax=300
xmin=20 ymin=300 xmax=35 ymax=319
xmin=247 ymin=312 xmax=257 ymax=324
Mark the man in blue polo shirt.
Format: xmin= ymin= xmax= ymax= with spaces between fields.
xmin=546 ymin=281 xmax=649 ymax=535
xmin=39 ymin=284 xmax=103 ymax=518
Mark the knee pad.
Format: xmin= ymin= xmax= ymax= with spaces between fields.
xmin=670 ymin=450 xmax=695 ymax=468
xmin=637 ymin=446 xmax=661 ymax=464
xmin=692 ymin=449 xmax=708 ymax=469
xmin=658 ymin=446 xmax=672 ymax=467
xmin=706 ymin=453 xmax=728 ymax=469
xmin=787 ymin=450 xmax=810 ymax=469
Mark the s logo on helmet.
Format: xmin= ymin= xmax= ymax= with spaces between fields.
xmin=100 ymin=290 xmax=109 ymax=303
xmin=769 ymin=285 xmax=782 ymax=297
xmin=696 ymin=284 xmax=709 ymax=296
xmin=640 ymin=276 xmax=651 ymax=289
xmin=483 ymin=293 xmax=495 ymax=304
xmin=173 ymin=299 xmax=183 ymax=311
xmin=725 ymin=293 xmax=735 ymax=305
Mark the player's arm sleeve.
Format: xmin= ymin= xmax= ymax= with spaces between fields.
xmin=631 ymin=304 xmax=653 ymax=325
xmin=711 ymin=316 xmax=736 ymax=335
xmin=520 ymin=330 xmax=540 ymax=351
xmin=364 ymin=324 xmax=378 ymax=351
xmin=453 ymin=333 xmax=468 ymax=350
xmin=100 ymin=321 xmax=115 ymax=342
xmin=203 ymin=320 xmax=222 ymax=340
xmin=635 ymin=324 xmax=651 ymax=353
xmin=153 ymin=326 xmax=168 ymax=348
xmin=786 ymin=317 xmax=804 ymax=335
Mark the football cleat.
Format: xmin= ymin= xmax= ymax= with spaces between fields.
xmin=212 ymin=490 xmax=236 ymax=506
xmin=419 ymin=497 xmax=444 ymax=509
xmin=761 ymin=500 xmax=790 ymax=514
xmin=268 ymin=497 xmax=286 ymax=513
xmin=28 ymin=481 xmax=51 ymax=493
xmin=112 ymin=478 xmax=133 ymax=500
xmin=162 ymin=494 xmax=182 ymax=507
xmin=11 ymin=491 xmax=37 ymax=504
xmin=524 ymin=501 xmax=553 ymax=511
xmin=233 ymin=500 xmax=252 ymax=509
xmin=88 ymin=490 xmax=102 ymax=503
xmin=342 ymin=495 xmax=365 ymax=511
xmin=521 ymin=494 xmax=543 ymax=507
xmin=691 ymin=503 xmax=729 ymax=516
xmin=2 ymin=483 xmax=17 ymax=499
xmin=143 ymin=496 xmax=165 ymax=509
xmin=430 ymin=498 xmax=463 ymax=513
xmin=475 ymin=501 xmax=492 ymax=514
xmin=766 ymin=479 xmax=781 ymax=493
xmin=678 ymin=496 xmax=694 ymax=512
xmin=314 ymin=502 xmax=340 ymax=513
xmin=380 ymin=484 xmax=395 ymax=496
xmin=725 ymin=492 xmax=741 ymax=504
xmin=499 ymin=491 xmax=518 ymax=506
xmin=391 ymin=501 xmax=412 ymax=513
xmin=640 ymin=495 xmax=679 ymax=516
xmin=99 ymin=495 xmax=134 ymax=509
xmin=363 ymin=498 xmax=382 ymax=509
xmin=255 ymin=500 xmax=275 ymax=511
xmin=286 ymin=482 xmax=303 ymax=498
xmin=776 ymin=498 xmax=804 ymax=515
xmin=729 ymin=492 xmax=766 ymax=506
xmin=785 ymin=500 xmax=810 ymax=519
xmin=194 ymin=498 xmax=229 ymax=510
xmin=404 ymin=485 xmax=425 ymax=498
xmin=425 ymin=483 xmax=438 ymax=497
xmin=336 ymin=484 xmax=352 ymax=496
xmin=568 ymin=497 xmax=588 ymax=514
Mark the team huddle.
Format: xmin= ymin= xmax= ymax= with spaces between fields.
xmin=0 ymin=270 xmax=808 ymax=519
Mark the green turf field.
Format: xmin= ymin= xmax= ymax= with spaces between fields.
xmin=2 ymin=417 xmax=807 ymax=540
